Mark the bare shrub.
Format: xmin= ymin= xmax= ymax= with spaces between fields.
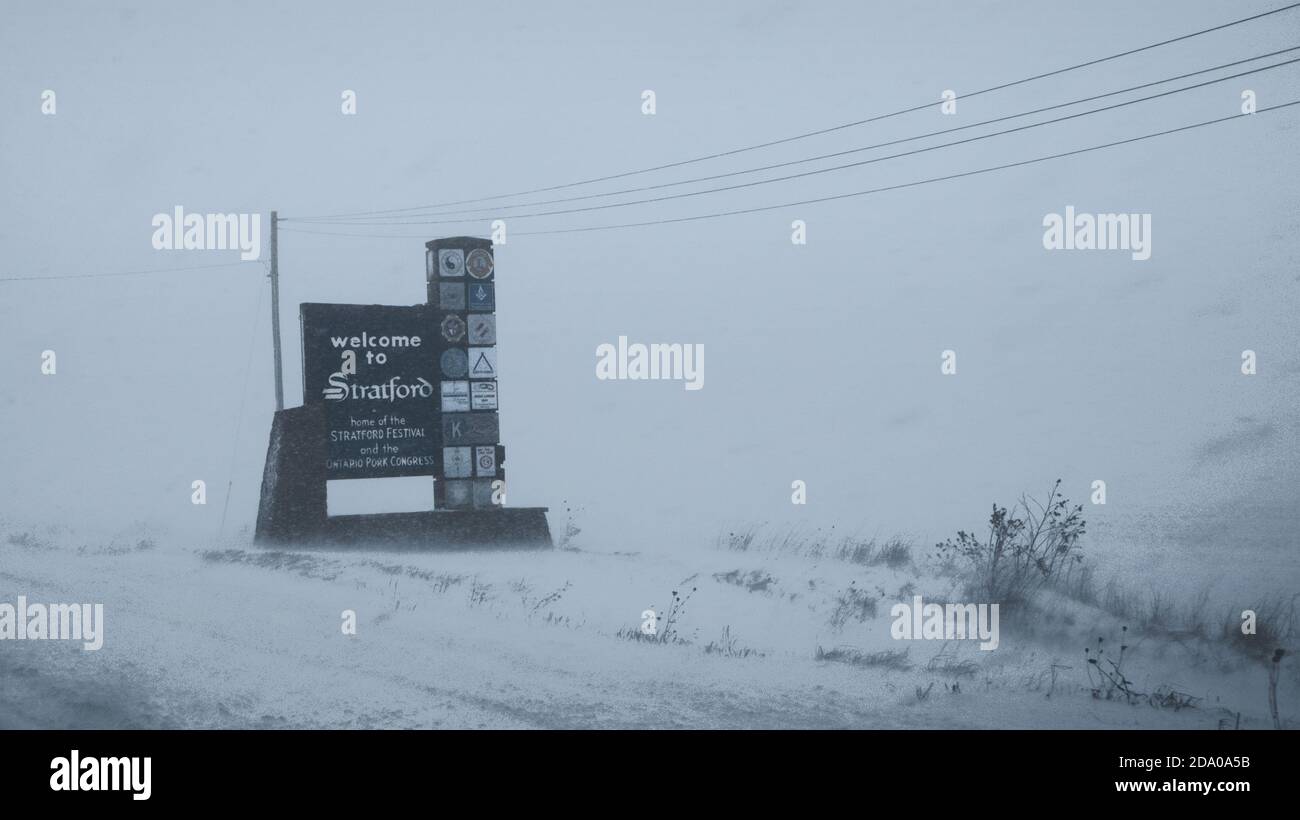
xmin=935 ymin=479 xmax=1085 ymax=605
xmin=1149 ymin=685 xmax=1201 ymax=711
xmin=1221 ymin=594 xmax=1298 ymax=660
xmin=829 ymin=581 xmax=878 ymax=630
xmin=620 ymin=587 xmax=699 ymax=646
xmin=1085 ymin=628 xmax=1141 ymax=704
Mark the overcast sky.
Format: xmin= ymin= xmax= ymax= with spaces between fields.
xmin=1 ymin=1 xmax=1296 ymax=596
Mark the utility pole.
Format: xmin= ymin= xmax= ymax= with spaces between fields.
xmin=269 ymin=210 xmax=284 ymax=411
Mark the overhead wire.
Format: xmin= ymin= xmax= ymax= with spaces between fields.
xmin=273 ymin=100 xmax=1300 ymax=239
xmin=0 ymin=260 xmax=261 ymax=284
xmin=278 ymin=60 xmax=1300 ymax=231
xmin=282 ymin=2 xmax=1300 ymax=221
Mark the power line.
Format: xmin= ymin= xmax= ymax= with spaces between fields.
xmin=276 ymin=100 xmax=1300 ymax=240
xmin=282 ymin=57 xmax=1300 ymax=227
xmin=300 ymin=51 xmax=1300 ymax=224
xmin=282 ymin=2 xmax=1300 ymax=221
xmin=0 ymin=260 xmax=261 ymax=284
xmin=517 ymin=101 xmax=1300 ymax=236
xmin=295 ymin=46 xmax=1300 ymax=224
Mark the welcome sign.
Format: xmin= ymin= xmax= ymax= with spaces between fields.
xmin=300 ymin=303 xmax=438 ymax=479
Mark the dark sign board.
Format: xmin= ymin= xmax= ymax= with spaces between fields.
xmin=301 ymin=303 xmax=438 ymax=479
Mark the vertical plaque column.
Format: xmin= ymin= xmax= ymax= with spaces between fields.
xmin=426 ymin=236 xmax=505 ymax=510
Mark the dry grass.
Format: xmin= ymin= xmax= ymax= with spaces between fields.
xmin=924 ymin=643 xmax=980 ymax=677
xmin=835 ymin=536 xmax=913 ymax=569
xmin=1057 ymin=573 xmax=1252 ymax=645
xmin=720 ymin=527 xmax=912 ymax=568
xmin=704 ymin=626 xmax=764 ymax=659
xmin=815 ymin=645 xmax=914 ymax=671
xmin=1221 ymin=594 xmax=1298 ymax=660
xmin=712 ymin=568 xmax=776 ymax=593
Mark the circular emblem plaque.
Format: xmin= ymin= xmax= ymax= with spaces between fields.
xmin=466 ymin=248 xmax=494 ymax=279
xmin=440 ymin=348 xmax=468 ymax=378
xmin=440 ymin=314 xmax=466 ymax=343
xmin=439 ymin=248 xmax=465 ymax=277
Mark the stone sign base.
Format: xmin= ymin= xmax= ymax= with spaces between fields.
xmin=315 ymin=508 xmax=551 ymax=548
xmin=255 ymin=404 xmax=550 ymax=549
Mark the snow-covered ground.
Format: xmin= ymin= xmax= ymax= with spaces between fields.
xmin=1 ymin=521 xmax=1292 ymax=729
